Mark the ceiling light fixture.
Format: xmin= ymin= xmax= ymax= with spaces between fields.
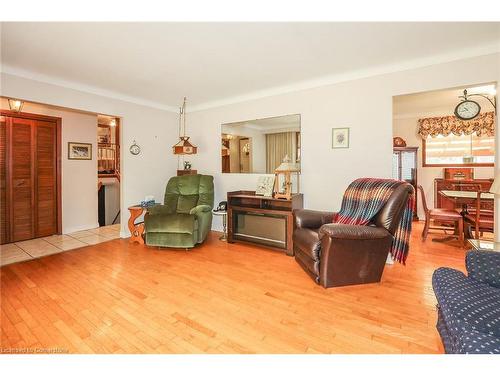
xmin=8 ymin=98 xmax=24 ymax=112
xmin=172 ymin=97 xmax=197 ymax=155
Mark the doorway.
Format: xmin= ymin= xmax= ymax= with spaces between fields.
xmin=392 ymin=82 xmax=497 ymax=242
xmin=238 ymin=137 xmax=251 ymax=173
xmin=97 ymin=115 xmax=121 ymax=228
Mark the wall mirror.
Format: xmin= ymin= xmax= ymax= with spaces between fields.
xmin=221 ymin=114 xmax=301 ymax=174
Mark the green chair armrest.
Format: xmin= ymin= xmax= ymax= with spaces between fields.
xmin=147 ymin=204 xmax=172 ymax=216
xmin=189 ymin=205 xmax=212 ymax=216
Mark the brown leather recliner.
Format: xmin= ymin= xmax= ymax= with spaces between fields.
xmin=293 ymin=183 xmax=414 ymax=288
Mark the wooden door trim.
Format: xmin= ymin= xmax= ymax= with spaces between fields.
xmin=1 ymin=110 xmax=63 ymax=235
xmin=6 ymin=117 xmax=12 ymax=242
xmin=32 ymin=119 xmax=37 ymax=236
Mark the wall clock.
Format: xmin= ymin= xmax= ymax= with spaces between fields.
xmin=129 ymin=140 xmax=141 ymax=155
xmin=454 ymin=99 xmax=481 ymax=120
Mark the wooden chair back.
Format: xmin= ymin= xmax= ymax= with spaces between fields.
xmin=417 ymin=185 xmax=430 ymax=217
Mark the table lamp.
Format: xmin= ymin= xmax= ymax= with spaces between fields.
xmin=274 ymin=155 xmax=300 ymax=200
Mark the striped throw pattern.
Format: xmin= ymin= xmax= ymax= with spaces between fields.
xmin=334 ymin=178 xmax=415 ymax=264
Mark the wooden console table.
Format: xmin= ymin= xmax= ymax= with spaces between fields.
xmin=227 ymin=191 xmax=303 ymax=256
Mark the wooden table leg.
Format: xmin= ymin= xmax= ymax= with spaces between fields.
xmin=128 ymin=207 xmax=145 ymax=244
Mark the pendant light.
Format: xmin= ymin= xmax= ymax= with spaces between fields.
xmin=172 ymin=97 xmax=197 ymax=155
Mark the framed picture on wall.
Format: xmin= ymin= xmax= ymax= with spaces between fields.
xmin=68 ymin=142 xmax=92 ymax=160
xmin=332 ymin=127 xmax=350 ymax=149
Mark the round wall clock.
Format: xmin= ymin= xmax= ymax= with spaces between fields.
xmin=454 ymin=100 xmax=481 ymax=120
xmin=129 ymin=140 xmax=141 ymax=155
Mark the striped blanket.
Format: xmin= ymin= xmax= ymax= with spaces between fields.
xmin=333 ymin=178 xmax=415 ymax=264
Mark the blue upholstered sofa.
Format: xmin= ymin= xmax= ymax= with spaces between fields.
xmin=432 ymin=250 xmax=500 ymax=354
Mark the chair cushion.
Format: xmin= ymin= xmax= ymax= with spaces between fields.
xmin=429 ymin=208 xmax=462 ymax=219
xmin=293 ymin=228 xmax=321 ymax=261
xmin=145 ymin=213 xmax=197 ymax=234
xmin=433 ymin=267 xmax=500 ymax=338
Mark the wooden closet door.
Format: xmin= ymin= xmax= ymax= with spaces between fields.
xmin=35 ymin=119 xmax=57 ymax=237
xmin=10 ymin=117 xmax=35 ymax=242
xmin=0 ymin=115 xmax=7 ymax=244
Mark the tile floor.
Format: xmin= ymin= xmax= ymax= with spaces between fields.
xmin=0 ymin=224 xmax=121 ymax=267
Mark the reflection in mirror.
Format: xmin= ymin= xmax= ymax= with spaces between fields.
xmin=221 ymin=114 xmax=301 ymax=174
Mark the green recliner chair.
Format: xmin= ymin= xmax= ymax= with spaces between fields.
xmin=144 ymin=174 xmax=214 ymax=248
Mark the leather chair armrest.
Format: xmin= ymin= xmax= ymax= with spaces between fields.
xmin=189 ymin=205 xmax=212 ymax=216
xmin=318 ymin=224 xmax=393 ymax=288
xmin=318 ymin=223 xmax=391 ymax=240
xmin=294 ymin=209 xmax=335 ymax=229
xmin=147 ymin=204 xmax=172 ymax=216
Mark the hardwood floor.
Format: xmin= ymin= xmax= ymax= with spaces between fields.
xmin=0 ymin=222 xmax=468 ymax=353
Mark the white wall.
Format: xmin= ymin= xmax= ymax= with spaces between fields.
xmin=1 ymin=73 xmax=179 ymax=237
xmin=393 ymin=111 xmax=494 ymax=219
xmin=186 ymin=53 xmax=500 ymax=231
xmin=2 ymin=53 xmax=499 ymax=236
xmin=0 ymin=98 xmax=99 ymax=233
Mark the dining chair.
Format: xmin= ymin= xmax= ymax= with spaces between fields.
xmin=463 ymin=190 xmax=494 ymax=239
xmin=417 ymin=185 xmax=464 ymax=246
xmin=451 ymin=183 xmax=482 ymax=215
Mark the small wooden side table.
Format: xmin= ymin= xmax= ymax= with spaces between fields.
xmin=128 ymin=204 xmax=160 ymax=244
xmin=128 ymin=206 xmax=146 ymax=244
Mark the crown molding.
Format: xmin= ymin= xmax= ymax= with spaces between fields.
xmin=1 ymin=64 xmax=179 ymax=113
xmin=2 ymin=41 xmax=499 ymax=115
xmin=188 ymin=42 xmax=500 ymax=112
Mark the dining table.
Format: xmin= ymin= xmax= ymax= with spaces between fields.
xmin=437 ymin=190 xmax=494 ymax=243
xmin=439 ymin=189 xmax=494 ymax=213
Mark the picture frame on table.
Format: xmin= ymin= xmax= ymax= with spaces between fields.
xmin=255 ymin=175 xmax=276 ymax=197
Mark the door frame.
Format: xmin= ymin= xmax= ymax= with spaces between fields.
xmin=1 ymin=110 xmax=62 ymax=235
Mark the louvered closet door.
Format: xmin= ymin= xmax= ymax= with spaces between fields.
xmin=35 ymin=120 xmax=57 ymax=237
xmin=10 ymin=117 xmax=35 ymax=242
xmin=0 ymin=116 xmax=7 ymax=244
xmin=2 ymin=115 xmax=59 ymax=243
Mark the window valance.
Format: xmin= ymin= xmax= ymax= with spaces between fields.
xmin=417 ymin=111 xmax=495 ymax=138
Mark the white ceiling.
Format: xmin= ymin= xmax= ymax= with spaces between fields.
xmin=393 ymin=83 xmax=497 ymax=117
xmin=1 ymin=22 xmax=499 ymax=112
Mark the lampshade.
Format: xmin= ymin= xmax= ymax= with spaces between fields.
xmin=8 ymin=98 xmax=24 ymax=112
xmin=172 ymin=97 xmax=198 ymax=155
xmin=275 ymin=155 xmax=300 ymax=172
xmin=172 ymin=136 xmax=197 ymax=155
xmin=490 ymin=177 xmax=500 ymax=195
xmin=275 ymin=162 xmax=300 ymax=172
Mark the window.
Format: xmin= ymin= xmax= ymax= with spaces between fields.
xmin=423 ymin=133 xmax=494 ymax=166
